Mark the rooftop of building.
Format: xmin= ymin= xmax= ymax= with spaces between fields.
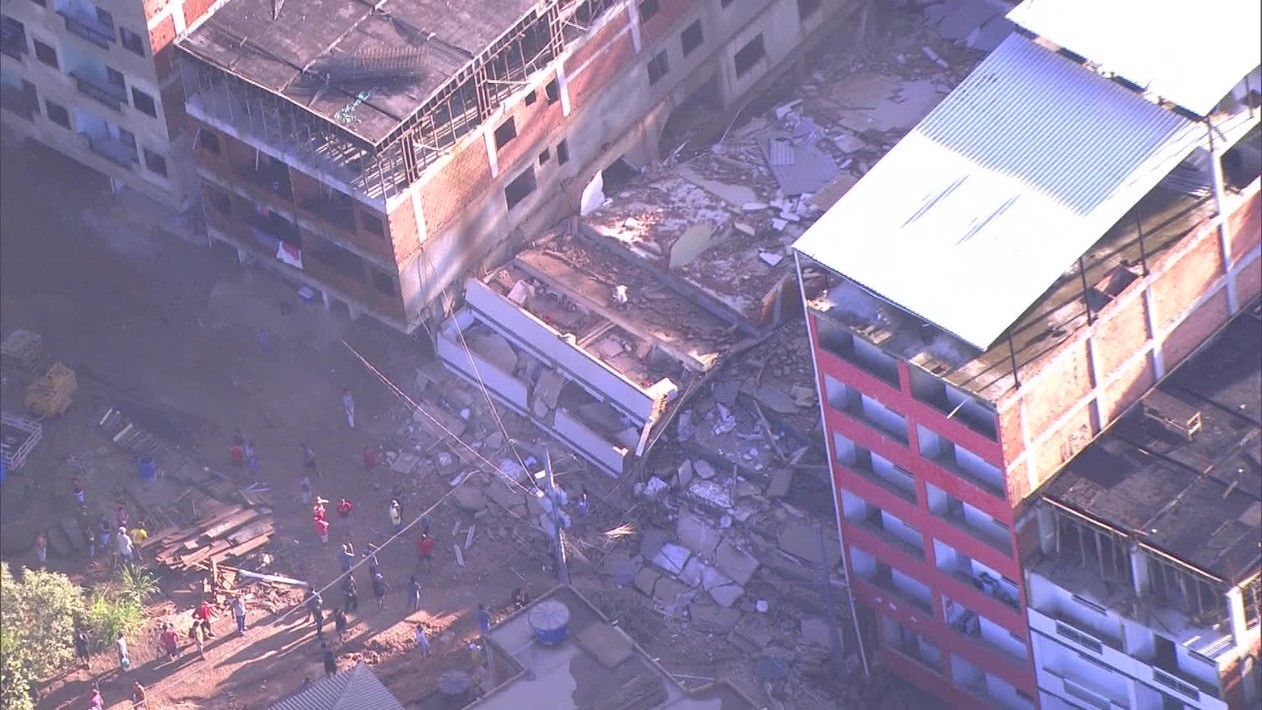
xmin=178 ymin=0 xmax=539 ymax=145
xmin=473 ymin=586 xmax=759 ymax=710
xmin=1044 ymin=302 xmax=1262 ymax=585
xmin=270 ymin=661 xmax=404 ymax=710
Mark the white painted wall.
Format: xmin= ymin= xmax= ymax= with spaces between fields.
xmin=859 ymin=393 xmax=908 ymax=441
xmin=555 ymin=408 xmax=630 ymax=476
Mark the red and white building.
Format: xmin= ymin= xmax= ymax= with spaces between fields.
xmin=792 ymin=3 xmax=1261 ymax=705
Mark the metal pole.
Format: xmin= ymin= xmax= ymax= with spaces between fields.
xmin=1134 ymin=205 xmax=1149 ymax=276
xmin=1078 ymin=256 xmax=1093 ymax=324
xmin=542 ymin=444 xmax=570 ymax=587
xmin=816 ymin=522 xmax=847 ymax=680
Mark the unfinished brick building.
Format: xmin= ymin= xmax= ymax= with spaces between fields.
xmin=173 ymin=0 xmax=856 ymax=329
xmin=793 ymin=22 xmax=1260 ymax=710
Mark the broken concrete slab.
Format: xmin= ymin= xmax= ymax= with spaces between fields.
xmin=653 ymin=576 xmax=691 ymax=606
xmin=669 ymin=223 xmax=722 ymax=269
xmin=777 ymin=521 xmax=842 ymax=569
xmin=470 ymin=332 xmax=519 ymax=373
xmin=766 ymin=469 xmax=794 ymax=499
xmin=391 ymin=452 xmax=419 ymax=474
xmin=452 ymin=486 xmax=486 ymax=512
xmin=800 ymin=616 xmax=835 ymax=649
xmin=635 ymin=566 xmax=660 ymax=597
xmin=689 ymin=478 xmax=733 ymax=510
xmin=651 ymin=542 xmax=692 ymax=576
xmin=713 ymin=539 xmax=760 ymax=585
xmin=826 ymin=74 xmax=945 ymax=134
xmin=926 ymin=0 xmax=1008 ymax=43
xmin=533 ymin=368 xmax=565 ymax=410
xmin=639 ymin=527 xmax=670 ymax=560
xmin=732 ymin=615 xmax=773 ymax=649
xmin=484 ymin=478 xmax=525 ymax=514
xmin=679 ymin=557 xmax=708 ymax=589
xmin=693 ymin=459 xmax=717 ymax=479
xmin=676 ymin=165 xmax=761 ymax=206
xmin=676 ymin=510 xmax=723 ymax=558
xmin=690 ymin=603 xmax=742 ymax=634
xmin=676 ymin=460 xmax=694 ymax=488
xmin=709 ymin=581 xmax=744 ymax=608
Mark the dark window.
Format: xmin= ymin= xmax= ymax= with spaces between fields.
xmin=198 ymin=129 xmax=221 ymax=155
xmin=360 ymin=213 xmax=385 ymax=238
xmin=504 ymin=168 xmax=536 ymax=210
xmin=28 ymin=0 xmax=46 ymax=7
xmin=638 ymin=0 xmax=658 ymax=22
xmin=556 ymin=139 xmax=570 ymax=165
xmin=1 ymin=16 xmax=27 ymax=60
xmin=647 ymin=50 xmax=669 ymax=85
xmin=538 ymin=147 xmax=550 ymax=165
xmin=734 ymin=34 xmax=765 ymax=77
xmin=45 ymin=100 xmax=69 ymax=128
xmin=143 ymin=148 xmax=167 ymax=177
xmin=371 ymin=269 xmax=395 ymax=296
xmin=33 ymin=39 xmax=57 ymax=68
xmin=106 ymin=66 xmax=125 ymax=90
xmin=681 ymin=19 xmax=703 ymax=56
xmin=544 ymin=78 xmax=559 ymax=104
xmin=720 ymin=0 xmax=734 ymax=8
xmin=494 ymin=117 xmax=516 ymax=149
xmin=95 ymin=7 xmax=114 ymax=30
xmin=524 ymin=90 xmax=537 ymax=106
xmin=204 ymin=183 xmax=230 ymax=213
xmin=119 ymin=27 xmax=144 ymax=56
xmin=117 ymin=128 xmax=136 ymax=150
xmin=797 ymin=0 xmax=821 ymax=20
xmin=131 ymin=88 xmax=156 ymax=117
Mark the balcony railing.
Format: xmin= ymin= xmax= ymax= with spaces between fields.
xmin=71 ymin=70 xmax=126 ymax=112
xmin=867 ymin=566 xmax=933 ymax=615
xmin=82 ymin=132 xmax=137 ymax=168
xmin=924 ymin=448 xmax=1006 ymax=500
xmin=0 ymin=85 xmax=36 ymax=120
xmin=941 ymin=506 xmax=1012 ymax=555
xmin=855 ymin=518 xmax=926 ymax=561
xmin=57 ymin=7 xmax=115 ymax=49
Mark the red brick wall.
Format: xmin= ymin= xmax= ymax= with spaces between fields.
xmin=566 ymin=10 xmax=632 ymax=77
xmin=566 ymin=31 xmax=637 ymax=113
xmin=493 ymin=77 xmax=567 ymax=178
xmin=386 ymin=194 xmax=423 ymax=263
xmin=1163 ymin=289 xmax=1231 ymax=366
xmin=182 ymin=0 xmax=217 ymax=28
xmin=1229 ymin=189 xmax=1262 ymax=265
xmin=418 ymin=137 xmax=492 ymax=238
xmin=638 ymin=0 xmax=692 ymax=47
xmin=1021 ymin=339 xmax=1093 ymax=437
xmin=997 ymin=406 xmax=1025 ymax=465
xmin=149 ymin=16 xmax=177 ymax=80
xmin=1151 ymin=233 xmax=1224 ymax=329
xmin=1098 ymin=354 xmax=1156 ymax=422
xmin=190 ymin=120 xmax=231 ymax=175
xmin=1091 ymin=285 xmax=1149 ymax=375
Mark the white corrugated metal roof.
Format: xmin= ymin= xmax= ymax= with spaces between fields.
xmin=793 ymin=34 xmax=1200 ymax=351
xmin=270 ymin=662 xmax=405 ymax=710
xmin=1007 ymin=0 xmax=1262 ymax=117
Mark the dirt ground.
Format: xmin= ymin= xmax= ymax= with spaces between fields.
xmin=0 ymin=134 xmax=562 ymax=709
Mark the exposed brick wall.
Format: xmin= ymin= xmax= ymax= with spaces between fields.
xmin=997 ymin=406 xmax=1025 ymax=465
xmin=190 ymin=120 xmax=231 ymax=176
xmin=566 ymin=32 xmax=638 ymax=113
xmin=1027 ymin=403 xmax=1097 ymax=492
xmin=493 ymin=79 xmax=567 ymax=177
xmin=418 ymin=137 xmax=491 ymax=239
xmin=1150 ymin=233 xmax=1224 ymax=329
xmin=143 ymin=0 xmax=173 ymax=20
xmin=638 ymin=0 xmax=693 ymax=47
xmin=182 ymin=0 xmax=217 ymax=29
xmin=1021 ymin=339 xmax=1092 ymax=437
xmin=386 ymin=194 xmax=423 ymax=263
xmin=1163 ymin=289 xmax=1230 ymax=366
xmin=1228 ymin=187 xmax=1262 ymax=265
xmin=1091 ymin=284 xmax=1150 ymax=376
xmin=566 ymin=10 xmax=633 ymax=77
xmin=149 ymin=16 xmax=177 ymax=80
xmin=1098 ymin=354 xmax=1155 ymax=422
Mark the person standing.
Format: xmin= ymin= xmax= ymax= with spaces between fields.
xmin=34 ymin=532 xmax=47 ymax=568
xmin=244 ymin=440 xmax=259 ymax=480
xmin=160 ymin=624 xmax=179 ymax=661
xmin=336 ymin=498 xmax=353 ymax=531
xmin=315 ymin=515 xmax=330 ymax=545
xmin=415 ymin=623 xmax=430 ymax=657
xmin=191 ymin=622 xmax=206 ymax=660
xmin=342 ymin=389 xmax=355 ymax=430
xmin=334 ymin=608 xmax=349 ymax=643
xmin=84 ymin=524 xmax=96 ymax=560
xmin=342 ymin=575 xmax=359 ymax=613
xmin=299 ymin=473 xmax=313 ymax=507
xmin=362 ymin=446 xmax=377 ymax=474
xmin=477 ymin=605 xmax=492 ymax=635
xmin=74 ymin=629 xmax=91 ymax=670
xmin=364 ymin=543 xmax=381 ymax=577
xmin=116 ymin=527 xmax=134 ymax=566
xmin=321 ymin=642 xmax=337 ymax=677
xmin=128 ymin=527 xmax=149 ymax=562
xmin=417 ymin=533 xmax=434 ymax=571
xmin=301 ymin=443 xmax=320 ymax=478
xmin=99 ymin=519 xmax=112 ymax=556
xmin=116 ymin=632 xmax=130 ymax=671
xmin=231 ymin=595 xmax=247 ymax=635
xmin=194 ymin=599 xmax=215 ymax=638
xmin=371 ymin=572 xmax=388 ymax=611
xmin=87 ymin=684 xmax=104 ymax=710
xmin=131 ymin=681 xmax=148 ymax=708
xmin=339 ymin=542 xmax=355 ymax=573
xmin=389 ymin=500 xmax=403 ymax=535
xmin=73 ymin=476 xmax=85 ymax=505
xmin=409 ymin=575 xmax=422 ymax=613
xmin=307 ymin=589 xmax=325 ymax=639
xmin=116 ymin=504 xmax=129 ymax=531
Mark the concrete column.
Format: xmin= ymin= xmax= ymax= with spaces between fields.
xmin=1207 ymin=122 xmax=1239 ymax=313
xmin=1035 ymin=505 xmax=1056 ymax=555
xmin=1128 ymin=543 xmax=1149 ymax=597
xmin=1226 ymin=586 xmax=1248 ymax=645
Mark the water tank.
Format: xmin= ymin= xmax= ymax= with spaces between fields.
xmin=529 ymin=599 xmax=570 ymax=645
xmin=137 ymin=456 xmax=157 ymax=483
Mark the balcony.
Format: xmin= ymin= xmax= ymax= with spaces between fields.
xmin=71 ymin=70 xmax=126 ymax=112
xmin=236 ymin=165 xmax=294 ymax=203
xmin=57 ymin=6 xmax=115 ymax=49
xmin=1 ymin=18 xmax=27 ymax=61
xmin=826 ymin=377 xmax=910 ymax=446
xmin=943 ymin=601 xmax=1028 ymax=668
xmin=927 ymin=483 xmax=1013 ymax=556
xmin=934 ymin=541 xmax=1020 ymax=614
xmin=834 ymin=433 xmax=918 ymax=506
xmin=82 ymin=132 xmax=137 ymax=168
xmin=1041 ymin=669 xmax=1128 ymax=710
xmin=917 ymin=426 xmax=1006 ymax=500
xmin=868 ymin=563 xmax=933 ymax=615
xmin=0 ymin=84 xmax=36 ymax=120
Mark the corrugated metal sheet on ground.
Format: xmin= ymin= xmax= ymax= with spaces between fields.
xmin=758 ymin=133 xmax=839 ymax=197
xmin=1006 ymin=0 xmax=1261 ymax=117
xmin=792 ymin=34 xmax=1201 ymax=351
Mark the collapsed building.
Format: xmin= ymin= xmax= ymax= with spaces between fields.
xmin=173 ymin=0 xmax=860 ymax=331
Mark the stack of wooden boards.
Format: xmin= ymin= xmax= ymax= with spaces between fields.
xmin=144 ymin=497 xmax=274 ymax=573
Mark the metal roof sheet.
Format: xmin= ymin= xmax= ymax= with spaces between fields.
xmin=1006 ymin=0 xmax=1262 ymax=117
xmin=269 ymin=662 xmax=405 ymax=710
xmin=792 ymin=34 xmax=1200 ymax=351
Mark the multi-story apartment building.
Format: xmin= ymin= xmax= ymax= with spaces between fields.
xmin=791 ymin=10 xmax=1260 ymax=708
xmin=172 ymin=0 xmax=857 ymax=332
xmin=1025 ymin=304 xmax=1261 ymax=710
xmin=0 ymin=0 xmax=213 ymax=207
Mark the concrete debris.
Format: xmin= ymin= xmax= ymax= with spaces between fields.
xmin=689 ymin=603 xmax=742 ymax=634
xmin=676 ymin=410 xmax=696 ymax=441
xmin=758 ymin=132 xmax=839 ymax=197
xmin=452 ymin=485 xmax=486 ymax=512
xmin=708 ymin=580 xmax=744 ymax=608
xmin=635 ymin=566 xmax=661 ymax=597
xmin=689 ymin=478 xmax=733 ymax=510
xmin=675 ymin=460 xmax=695 ymax=488
xmin=713 ymin=539 xmax=759 ymax=585
xmin=800 ymin=616 xmax=835 ymax=649
xmin=652 ymin=576 xmax=691 ymax=606
xmin=470 ymin=332 xmax=518 ymax=373
xmin=712 ymin=403 xmax=737 ymax=435
xmin=651 ymin=542 xmax=692 ymax=576
xmin=731 ymin=616 xmax=773 ymax=650
xmin=766 ymin=469 xmax=794 ymax=498
xmin=693 ymin=459 xmax=716 ymax=480
xmin=639 ymin=527 xmax=670 ymax=560
xmin=676 ymin=510 xmax=723 ymax=557
xmin=643 ymin=476 xmax=669 ymax=498
xmin=777 ymin=521 xmax=842 ymax=569
xmin=742 ymin=202 xmax=769 ymax=212
xmin=921 ymin=46 xmax=949 ymax=69
xmin=391 ymin=452 xmax=419 ymax=474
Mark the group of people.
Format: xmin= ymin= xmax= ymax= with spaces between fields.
xmin=60 ymin=477 xmax=150 ymax=571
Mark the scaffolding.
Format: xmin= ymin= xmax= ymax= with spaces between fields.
xmin=178 ymin=0 xmax=621 ymax=204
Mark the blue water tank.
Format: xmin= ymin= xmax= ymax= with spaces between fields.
xmin=529 ymin=599 xmax=570 ymax=645
xmin=137 ymin=456 xmax=157 ymax=483
xmin=0 ymin=460 xmax=6 ymax=487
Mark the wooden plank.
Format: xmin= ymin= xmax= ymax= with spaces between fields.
xmin=226 ymin=518 xmax=273 ymax=546
xmin=202 ymin=509 xmax=263 ymax=540
xmin=211 ymin=534 xmax=271 ymax=565
xmin=176 ymin=540 xmax=232 ymax=568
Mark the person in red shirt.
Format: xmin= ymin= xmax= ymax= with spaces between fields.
xmin=315 ymin=515 xmax=330 ymax=544
xmin=193 ymin=601 xmax=215 ymax=638
xmin=417 ymin=533 xmax=434 ymax=570
xmin=313 ymin=498 xmax=327 ymax=521
xmin=362 ymin=446 xmax=377 ymax=473
xmin=160 ymin=623 xmax=180 ymax=661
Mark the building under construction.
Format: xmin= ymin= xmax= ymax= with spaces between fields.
xmin=174 ymin=0 xmax=856 ymax=330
